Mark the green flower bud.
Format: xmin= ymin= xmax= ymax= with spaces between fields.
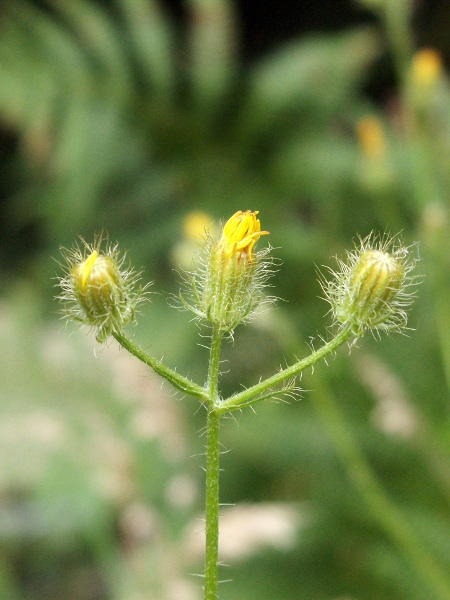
xmin=323 ymin=235 xmax=417 ymax=338
xmin=180 ymin=210 xmax=274 ymax=332
xmin=58 ymin=238 xmax=148 ymax=342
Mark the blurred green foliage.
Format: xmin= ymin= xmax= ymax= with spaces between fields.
xmin=1 ymin=0 xmax=450 ymax=599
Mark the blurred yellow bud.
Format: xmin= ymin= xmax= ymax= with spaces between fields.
xmin=411 ymin=48 xmax=443 ymax=87
xmin=183 ymin=211 xmax=214 ymax=241
xmin=356 ymin=116 xmax=386 ymax=160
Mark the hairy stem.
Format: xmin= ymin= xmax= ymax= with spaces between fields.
xmin=112 ymin=331 xmax=209 ymax=401
xmin=204 ymin=407 xmax=221 ymax=600
xmin=207 ymin=325 xmax=224 ymax=402
xmin=204 ymin=324 xmax=224 ymax=598
xmin=218 ymin=323 xmax=353 ymax=413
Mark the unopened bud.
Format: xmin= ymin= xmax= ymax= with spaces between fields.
xmin=58 ymin=238 xmax=148 ymax=342
xmin=180 ymin=210 xmax=273 ymax=331
xmin=324 ymin=235 xmax=417 ymax=337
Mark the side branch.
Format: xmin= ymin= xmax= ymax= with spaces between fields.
xmin=217 ymin=323 xmax=353 ymax=414
xmin=112 ymin=331 xmax=209 ymax=402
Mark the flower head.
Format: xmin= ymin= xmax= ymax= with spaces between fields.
xmin=180 ymin=210 xmax=274 ymax=332
xmin=218 ymin=211 xmax=269 ymax=263
xmin=322 ymin=234 xmax=417 ymax=338
xmin=57 ymin=236 xmax=148 ymax=342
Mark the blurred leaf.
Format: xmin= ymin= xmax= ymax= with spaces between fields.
xmin=240 ymin=27 xmax=381 ymax=134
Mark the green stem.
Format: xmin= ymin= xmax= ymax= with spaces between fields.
xmin=434 ymin=287 xmax=450 ymax=394
xmin=185 ymin=0 xmax=236 ymax=111
xmin=112 ymin=331 xmax=209 ymax=401
xmin=204 ymin=407 xmax=221 ymax=600
xmin=217 ymin=323 xmax=353 ymax=413
xmin=312 ymin=375 xmax=450 ymax=600
xmin=207 ymin=325 xmax=224 ymax=403
xmin=204 ymin=324 xmax=224 ymax=599
xmin=383 ymin=0 xmax=414 ymax=89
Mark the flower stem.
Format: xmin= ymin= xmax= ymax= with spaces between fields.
xmin=383 ymin=0 xmax=414 ymax=89
xmin=218 ymin=323 xmax=353 ymax=413
xmin=204 ymin=407 xmax=221 ymax=600
xmin=112 ymin=331 xmax=209 ymax=401
xmin=204 ymin=324 xmax=224 ymax=599
xmin=207 ymin=325 xmax=224 ymax=403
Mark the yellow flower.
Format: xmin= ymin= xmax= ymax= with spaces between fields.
xmin=356 ymin=117 xmax=386 ymax=160
xmin=183 ymin=211 xmax=214 ymax=241
xmin=219 ymin=211 xmax=269 ymax=263
xmin=411 ymin=48 xmax=442 ymax=87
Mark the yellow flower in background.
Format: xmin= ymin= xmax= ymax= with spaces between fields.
xmin=172 ymin=211 xmax=215 ymax=269
xmin=411 ymin=48 xmax=443 ymax=87
xmin=219 ymin=210 xmax=269 ymax=263
xmin=183 ymin=211 xmax=214 ymax=241
xmin=356 ymin=116 xmax=386 ymax=160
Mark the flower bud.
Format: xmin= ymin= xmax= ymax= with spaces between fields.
xmin=411 ymin=48 xmax=442 ymax=88
xmin=324 ymin=235 xmax=416 ymax=338
xmin=181 ymin=210 xmax=273 ymax=331
xmin=356 ymin=116 xmax=395 ymax=194
xmin=58 ymin=238 xmax=147 ymax=342
xmin=356 ymin=116 xmax=386 ymax=160
xmin=408 ymin=49 xmax=444 ymax=116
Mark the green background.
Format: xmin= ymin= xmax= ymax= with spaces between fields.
xmin=0 ymin=1 xmax=449 ymax=599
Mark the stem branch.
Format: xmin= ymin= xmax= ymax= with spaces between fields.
xmin=218 ymin=323 xmax=353 ymax=413
xmin=112 ymin=331 xmax=208 ymax=401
